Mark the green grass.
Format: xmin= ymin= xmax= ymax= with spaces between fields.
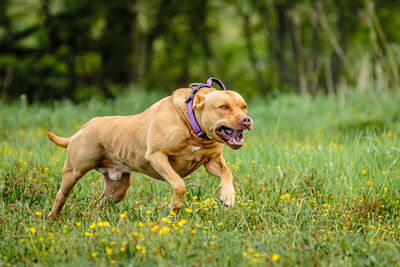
xmin=1 ymin=88 xmax=400 ymax=266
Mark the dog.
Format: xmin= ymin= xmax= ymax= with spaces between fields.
xmin=47 ymin=78 xmax=253 ymax=218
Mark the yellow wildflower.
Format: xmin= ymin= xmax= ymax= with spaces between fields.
xmin=178 ymin=220 xmax=186 ymax=227
xmin=105 ymin=247 xmax=113 ymax=255
xmin=150 ymin=225 xmax=159 ymax=231
xmin=272 ymin=254 xmax=280 ymax=261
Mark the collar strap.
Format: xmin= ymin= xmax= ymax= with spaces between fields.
xmin=185 ymin=77 xmax=226 ymax=139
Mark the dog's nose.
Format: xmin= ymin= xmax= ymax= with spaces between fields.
xmin=239 ymin=115 xmax=253 ymax=130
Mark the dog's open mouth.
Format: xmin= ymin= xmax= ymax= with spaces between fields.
xmin=216 ymin=125 xmax=244 ymax=149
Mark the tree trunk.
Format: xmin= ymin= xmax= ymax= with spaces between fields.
xmin=289 ymin=11 xmax=308 ymax=94
xmin=276 ymin=2 xmax=290 ymax=86
xmin=243 ymin=13 xmax=268 ymax=93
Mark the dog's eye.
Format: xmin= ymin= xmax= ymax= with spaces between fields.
xmin=219 ymin=105 xmax=229 ymax=110
xmin=242 ymin=105 xmax=247 ymax=109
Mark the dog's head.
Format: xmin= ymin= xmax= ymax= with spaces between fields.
xmin=194 ymin=90 xmax=253 ymax=149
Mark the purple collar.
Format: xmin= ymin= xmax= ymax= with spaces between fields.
xmin=185 ymin=77 xmax=226 ymax=139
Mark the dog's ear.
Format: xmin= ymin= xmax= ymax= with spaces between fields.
xmin=193 ymin=94 xmax=206 ymax=110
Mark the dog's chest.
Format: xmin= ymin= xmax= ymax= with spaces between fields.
xmin=186 ymin=145 xmax=213 ymax=161
xmin=167 ymin=146 xmax=207 ymax=175
xmin=173 ymin=146 xmax=205 ymax=163
xmin=191 ymin=146 xmax=201 ymax=152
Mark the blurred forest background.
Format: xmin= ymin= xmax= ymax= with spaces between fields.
xmin=1 ymin=0 xmax=400 ymax=102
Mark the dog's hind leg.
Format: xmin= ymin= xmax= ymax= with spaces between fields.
xmin=99 ymin=172 xmax=133 ymax=206
xmin=48 ymin=166 xmax=88 ymax=219
xmin=48 ymin=133 xmax=103 ymax=219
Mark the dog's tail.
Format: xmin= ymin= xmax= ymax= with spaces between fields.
xmin=47 ymin=131 xmax=71 ymax=148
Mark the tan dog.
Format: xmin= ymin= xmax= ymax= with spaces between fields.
xmin=47 ymin=86 xmax=253 ymax=218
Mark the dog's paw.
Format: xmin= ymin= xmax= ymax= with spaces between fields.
xmin=219 ymin=183 xmax=235 ymax=208
xmin=169 ymin=199 xmax=184 ymax=214
xmin=98 ymin=193 xmax=112 ymax=208
xmin=47 ymin=211 xmax=60 ymax=220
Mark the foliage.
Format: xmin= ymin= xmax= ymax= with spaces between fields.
xmin=1 ymin=0 xmax=400 ymax=101
xmin=1 ymin=88 xmax=400 ymax=265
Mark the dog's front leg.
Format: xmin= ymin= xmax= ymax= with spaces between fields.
xmin=204 ymin=155 xmax=235 ymax=208
xmin=145 ymin=151 xmax=186 ymax=213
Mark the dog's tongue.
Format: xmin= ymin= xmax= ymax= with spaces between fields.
xmin=217 ymin=126 xmax=245 ymax=149
xmin=226 ymin=130 xmax=244 ymax=149
xmin=224 ymin=128 xmax=234 ymax=135
xmin=224 ymin=128 xmax=240 ymax=138
xmin=231 ymin=130 xmax=239 ymax=138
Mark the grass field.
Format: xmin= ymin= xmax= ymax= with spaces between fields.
xmin=1 ymin=88 xmax=400 ymax=266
